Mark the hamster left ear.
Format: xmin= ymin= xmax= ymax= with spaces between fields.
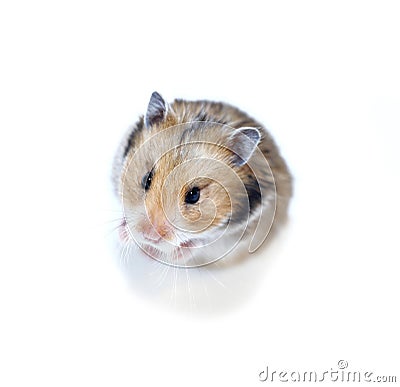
xmin=145 ymin=91 xmax=168 ymax=128
xmin=228 ymin=127 xmax=261 ymax=167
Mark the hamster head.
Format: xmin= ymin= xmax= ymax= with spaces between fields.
xmin=119 ymin=92 xmax=264 ymax=266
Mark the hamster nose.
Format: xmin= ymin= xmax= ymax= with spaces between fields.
xmin=142 ymin=216 xmax=173 ymax=242
xmin=142 ymin=223 xmax=162 ymax=242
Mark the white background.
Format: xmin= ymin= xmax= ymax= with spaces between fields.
xmin=0 ymin=1 xmax=399 ymax=386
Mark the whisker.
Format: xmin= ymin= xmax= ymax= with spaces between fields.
xmin=185 ymin=265 xmax=196 ymax=312
xmin=203 ymin=266 xmax=227 ymax=289
xmin=120 ymin=239 xmax=132 ymax=266
xmin=171 ymin=262 xmax=178 ymax=308
xmin=103 ymin=223 xmax=124 ymax=239
xmin=154 ymin=260 xmax=170 ymax=289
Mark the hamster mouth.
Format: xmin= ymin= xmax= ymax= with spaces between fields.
xmin=179 ymin=240 xmax=195 ymax=248
xmin=139 ymin=237 xmax=201 ymax=261
xmin=119 ymin=219 xmax=199 ymax=261
xmin=142 ymin=239 xmax=195 ymax=250
xmin=141 ymin=243 xmax=190 ymax=261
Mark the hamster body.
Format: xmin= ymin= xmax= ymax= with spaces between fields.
xmin=113 ymin=92 xmax=292 ymax=266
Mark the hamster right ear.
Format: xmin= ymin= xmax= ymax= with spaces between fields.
xmin=145 ymin=91 xmax=168 ymax=128
xmin=227 ymin=127 xmax=261 ymax=167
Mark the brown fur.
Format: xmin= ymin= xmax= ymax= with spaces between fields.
xmin=113 ymin=95 xmax=292 ymax=263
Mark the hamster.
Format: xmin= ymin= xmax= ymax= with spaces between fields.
xmin=112 ymin=92 xmax=292 ymax=267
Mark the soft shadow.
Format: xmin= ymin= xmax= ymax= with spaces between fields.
xmin=108 ymin=214 xmax=291 ymax=317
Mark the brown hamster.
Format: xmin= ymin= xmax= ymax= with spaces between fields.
xmin=112 ymin=92 xmax=292 ymax=267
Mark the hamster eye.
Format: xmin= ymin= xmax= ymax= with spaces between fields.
xmin=142 ymin=170 xmax=153 ymax=191
xmin=185 ymin=187 xmax=200 ymax=204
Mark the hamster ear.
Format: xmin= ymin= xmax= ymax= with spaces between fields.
xmin=145 ymin=91 xmax=168 ymax=128
xmin=227 ymin=127 xmax=261 ymax=167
